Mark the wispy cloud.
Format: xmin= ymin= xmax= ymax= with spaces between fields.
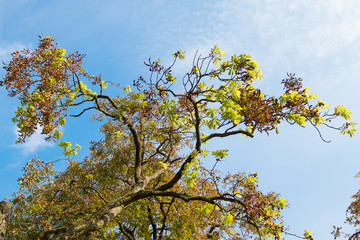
xmin=134 ymin=0 xmax=360 ymax=68
xmin=12 ymin=127 xmax=54 ymax=156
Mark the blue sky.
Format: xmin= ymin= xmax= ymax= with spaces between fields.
xmin=1 ymin=0 xmax=360 ymax=239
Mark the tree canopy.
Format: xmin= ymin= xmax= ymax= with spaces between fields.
xmin=0 ymin=36 xmax=356 ymax=239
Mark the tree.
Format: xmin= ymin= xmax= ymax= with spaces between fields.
xmin=332 ymin=174 xmax=360 ymax=240
xmin=0 ymin=36 xmax=355 ymax=239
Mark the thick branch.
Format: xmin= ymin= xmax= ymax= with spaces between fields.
xmin=156 ymin=97 xmax=202 ymax=191
xmin=156 ymin=154 xmax=195 ymax=191
xmin=0 ymin=201 xmax=11 ymax=240
xmin=117 ymin=222 xmax=135 ymax=240
xmin=202 ymin=129 xmax=254 ymax=143
xmin=126 ymin=119 xmax=143 ymax=183
xmin=190 ymin=97 xmax=202 ymax=150
xmin=147 ymin=206 xmax=157 ymax=240
xmin=68 ymin=106 xmax=96 ymax=118
xmin=349 ymin=231 xmax=360 ymax=240
xmin=142 ymin=190 xmax=245 ymax=208
xmin=96 ymin=94 xmax=143 ymax=183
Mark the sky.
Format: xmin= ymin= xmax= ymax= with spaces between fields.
xmin=0 ymin=0 xmax=360 ymax=239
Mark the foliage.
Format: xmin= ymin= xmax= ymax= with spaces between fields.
xmin=334 ymin=174 xmax=360 ymax=240
xmin=0 ymin=36 xmax=355 ymax=239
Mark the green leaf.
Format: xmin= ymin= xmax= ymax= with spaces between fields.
xmin=58 ymin=141 xmax=81 ymax=156
xmin=157 ymin=161 xmax=168 ymax=169
xmin=85 ymin=174 xmax=93 ymax=180
xmin=58 ymin=141 xmax=71 ymax=148
xmin=211 ymin=149 xmax=229 ymax=159
xmin=53 ymin=129 xmax=63 ymax=140
xmin=304 ymin=229 xmax=313 ymax=239
xmin=122 ymin=85 xmax=132 ymax=93
xmin=222 ymin=212 xmax=234 ymax=225
xmin=173 ymin=50 xmax=185 ymax=60
xmin=114 ymin=131 xmax=123 ymax=138
xmin=101 ymin=81 xmax=108 ymax=89
xmin=275 ymin=198 xmax=287 ymax=208
xmin=59 ymin=117 xmax=66 ymax=126
xmin=334 ymin=105 xmax=352 ymax=121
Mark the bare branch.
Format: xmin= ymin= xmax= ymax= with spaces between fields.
xmin=68 ymin=107 xmax=96 ymax=118
xmin=202 ymin=129 xmax=254 ymax=143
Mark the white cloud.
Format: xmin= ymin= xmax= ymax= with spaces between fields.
xmin=145 ymin=0 xmax=360 ymax=62
xmin=12 ymin=127 xmax=54 ymax=155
